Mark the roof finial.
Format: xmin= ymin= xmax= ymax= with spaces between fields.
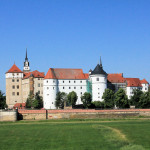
xmin=100 ymin=56 xmax=102 ymax=67
xmin=25 ymin=48 xmax=28 ymax=61
xmin=14 ymin=61 xmax=15 ymax=64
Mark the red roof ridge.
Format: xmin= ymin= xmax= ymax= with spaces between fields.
xmin=140 ymin=79 xmax=149 ymax=84
xmin=23 ymin=70 xmax=45 ymax=79
xmin=44 ymin=68 xmax=88 ymax=80
xmin=125 ymin=78 xmax=142 ymax=87
xmin=6 ymin=64 xmax=23 ymax=73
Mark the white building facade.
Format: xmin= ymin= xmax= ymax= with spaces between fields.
xmin=43 ymin=61 xmax=108 ymax=109
xmin=43 ymin=68 xmax=89 ymax=109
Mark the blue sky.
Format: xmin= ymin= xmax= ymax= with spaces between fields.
xmin=0 ymin=0 xmax=150 ymax=93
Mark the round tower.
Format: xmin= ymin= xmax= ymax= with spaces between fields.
xmin=89 ymin=57 xmax=107 ymax=101
xmin=43 ymin=68 xmax=58 ymax=109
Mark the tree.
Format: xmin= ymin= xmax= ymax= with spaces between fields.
xmin=33 ymin=93 xmax=43 ymax=109
xmin=67 ymin=91 xmax=78 ymax=107
xmin=102 ymin=89 xmax=114 ymax=109
xmin=130 ymin=89 xmax=143 ymax=108
xmin=81 ymin=92 xmax=92 ymax=108
xmin=0 ymin=90 xmax=7 ymax=109
xmin=26 ymin=93 xmax=33 ymax=108
xmin=114 ymin=88 xmax=129 ymax=108
xmin=26 ymin=92 xmax=43 ymax=109
xmin=139 ymin=92 xmax=150 ymax=108
xmin=55 ymin=92 xmax=67 ymax=109
xmin=92 ymin=101 xmax=104 ymax=109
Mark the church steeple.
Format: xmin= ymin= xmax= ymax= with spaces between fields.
xmin=23 ymin=48 xmax=30 ymax=72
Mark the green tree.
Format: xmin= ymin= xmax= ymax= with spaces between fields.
xmin=55 ymin=92 xmax=67 ymax=109
xmin=26 ymin=93 xmax=33 ymax=108
xmin=139 ymin=92 xmax=150 ymax=108
xmin=33 ymin=93 xmax=43 ymax=109
xmin=81 ymin=92 xmax=92 ymax=108
xmin=102 ymin=89 xmax=114 ymax=109
xmin=26 ymin=92 xmax=43 ymax=109
xmin=92 ymin=101 xmax=104 ymax=109
xmin=0 ymin=90 xmax=7 ymax=109
xmin=130 ymin=89 xmax=143 ymax=108
xmin=114 ymin=88 xmax=129 ymax=108
xmin=67 ymin=91 xmax=78 ymax=107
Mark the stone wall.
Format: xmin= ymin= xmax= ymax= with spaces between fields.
xmin=18 ymin=109 xmax=150 ymax=120
xmin=0 ymin=110 xmax=17 ymax=121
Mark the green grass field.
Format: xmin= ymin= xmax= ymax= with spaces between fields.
xmin=0 ymin=119 xmax=150 ymax=150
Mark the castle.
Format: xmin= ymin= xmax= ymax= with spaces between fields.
xmin=6 ymin=51 xmax=149 ymax=109
xmin=6 ymin=50 xmax=44 ymax=108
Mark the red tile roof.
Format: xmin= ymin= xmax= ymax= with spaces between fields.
xmin=13 ymin=103 xmax=26 ymax=109
xmin=140 ymin=79 xmax=149 ymax=84
xmin=7 ymin=64 xmax=23 ymax=73
xmin=44 ymin=68 xmax=89 ymax=79
xmin=23 ymin=70 xmax=45 ymax=79
xmin=126 ymin=78 xmax=142 ymax=87
xmin=107 ymin=73 xmax=126 ymax=83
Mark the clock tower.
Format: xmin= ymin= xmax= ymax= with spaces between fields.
xmin=23 ymin=49 xmax=30 ymax=72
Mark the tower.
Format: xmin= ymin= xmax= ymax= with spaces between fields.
xmin=23 ymin=49 xmax=30 ymax=72
xmin=89 ymin=57 xmax=107 ymax=101
xmin=5 ymin=63 xmax=24 ymax=108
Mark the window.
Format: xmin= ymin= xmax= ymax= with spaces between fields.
xmin=12 ymin=79 xmax=15 ymax=82
xmin=17 ymin=85 xmax=19 ymax=89
xmin=47 ymin=87 xmax=49 ymax=90
xmin=80 ymin=87 xmax=82 ymax=89
xmin=17 ymin=92 xmax=19 ymax=96
xmin=53 ymin=87 xmax=55 ymax=90
xmin=17 ymin=73 xmax=19 ymax=76
xmin=145 ymin=88 xmax=147 ymax=90
xmin=47 ymin=94 xmax=49 ymax=96
xmin=53 ymin=80 xmax=55 ymax=83
xmin=47 ymin=80 xmax=48 ymax=83
xmin=74 ymin=81 xmax=76 ymax=83
xmin=96 ymin=78 xmax=99 ymax=81
xmin=81 ymin=92 xmax=82 ymax=94
xmin=12 ymin=73 xmax=15 ymax=76
xmin=63 ymin=81 xmax=64 ymax=83
xmin=69 ymin=87 xmax=71 ymax=89
xmin=12 ymin=85 xmax=15 ymax=89
xmin=41 ymin=83 xmax=43 ymax=87
xmin=38 ymin=91 xmax=40 ymax=94
xmin=38 ymin=83 xmax=40 ymax=87
xmin=38 ymin=78 xmax=40 ymax=80
xmin=69 ymin=81 xmax=71 ymax=83
xmin=80 ymin=81 xmax=82 ymax=83
xmin=63 ymin=87 xmax=65 ymax=89
xmin=17 ymin=79 xmax=19 ymax=82
xmin=74 ymin=87 xmax=76 ymax=89
xmin=12 ymin=92 xmax=15 ymax=96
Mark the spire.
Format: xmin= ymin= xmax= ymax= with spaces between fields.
xmin=100 ymin=56 xmax=102 ymax=67
xmin=91 ymin=56 xmax=107 ymax=76
xmin=25 ymin=48 xmax=28 ymax=61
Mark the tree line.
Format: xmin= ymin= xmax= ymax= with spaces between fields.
xmin=55 ymin=88 xmax=150 ymax=109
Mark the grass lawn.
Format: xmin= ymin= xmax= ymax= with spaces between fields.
xmin=0 ymin=119 xmax=150 ymax=150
